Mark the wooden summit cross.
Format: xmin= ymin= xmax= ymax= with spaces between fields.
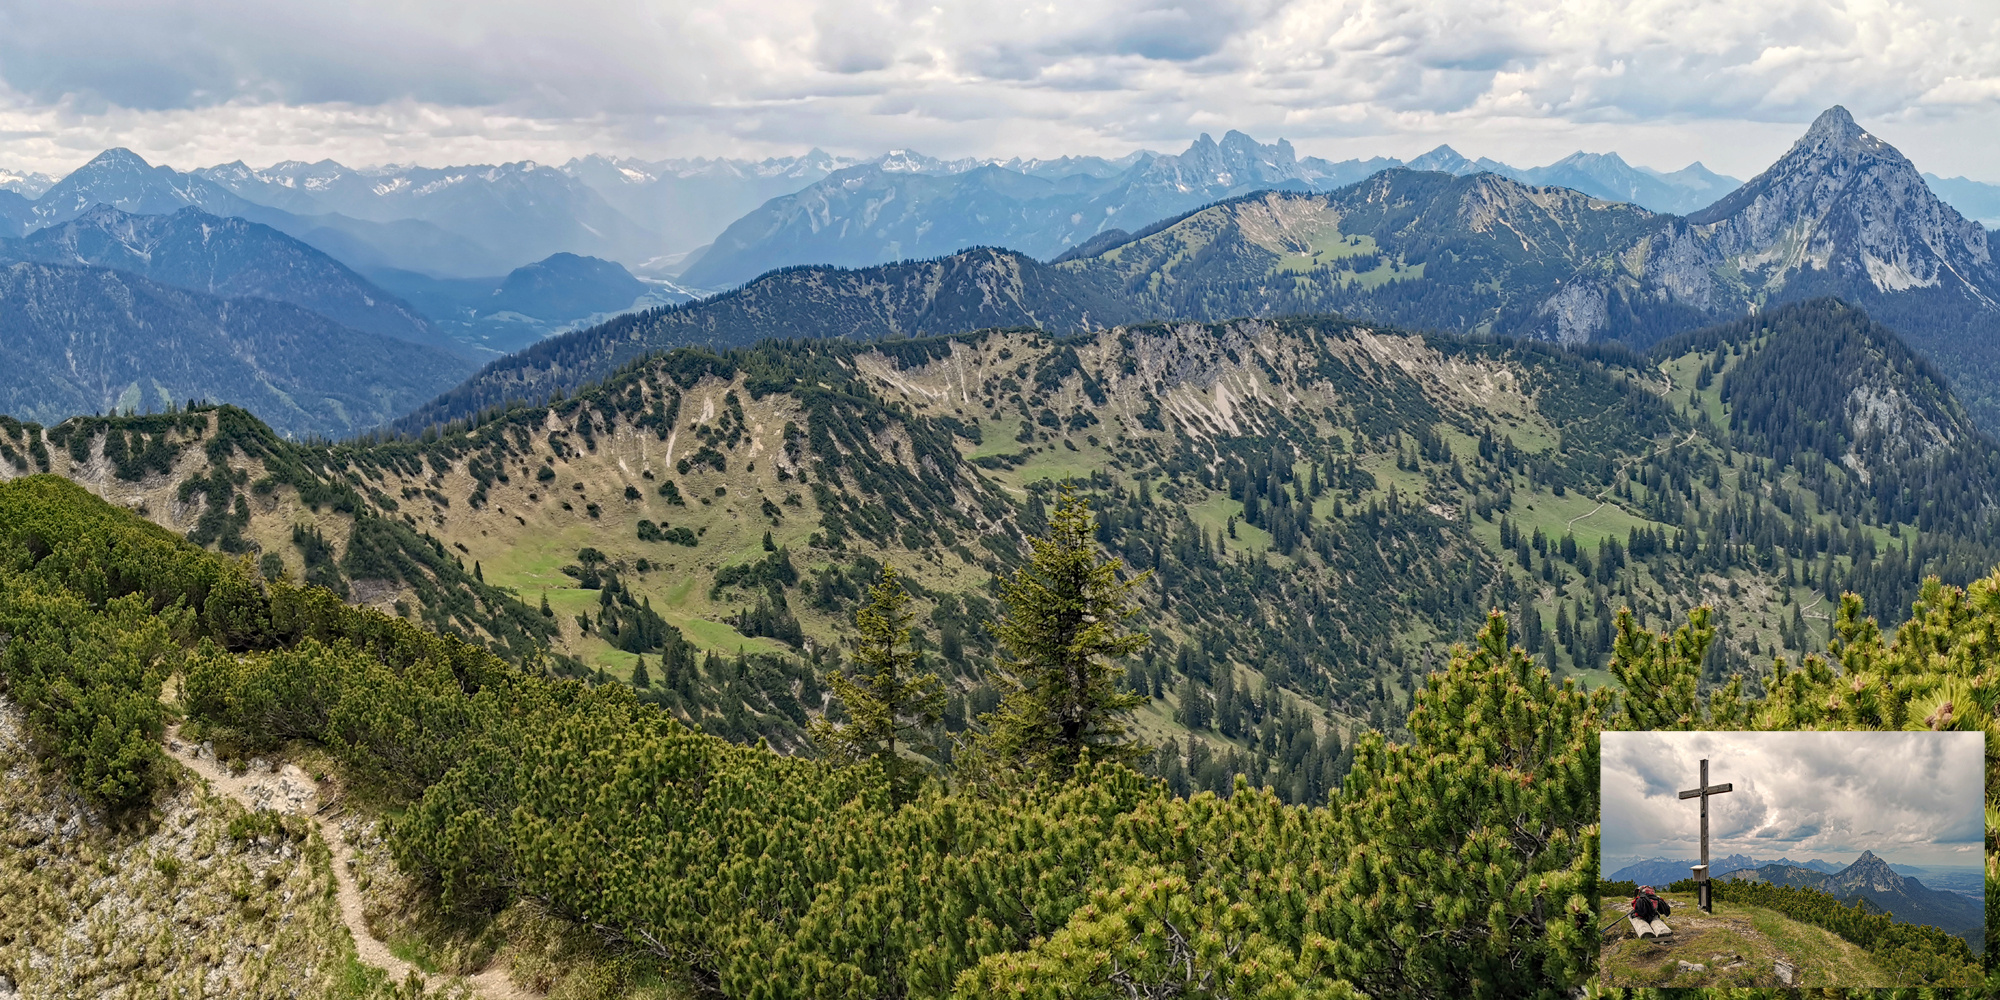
xmin=1679 ymin=758 xmax=1733 ymax=913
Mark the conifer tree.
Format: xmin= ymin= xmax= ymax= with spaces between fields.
xmin=807 ymin=564 xmax=944 ymax=802
xmin=974 ymin=485 xmax=1150 ymax=781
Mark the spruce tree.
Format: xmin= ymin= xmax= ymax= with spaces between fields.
xmin=974 ymin=485 xmax=1150 ymax=781
xmin=807 ymin=564 xmax=944 ymax=802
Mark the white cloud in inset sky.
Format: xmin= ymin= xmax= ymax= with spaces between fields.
xmin=0 ymin=0 xmax=1995 ymax=180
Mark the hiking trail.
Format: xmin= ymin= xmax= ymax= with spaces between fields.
xmin=163 ymin=726 xmax=534 ymax=999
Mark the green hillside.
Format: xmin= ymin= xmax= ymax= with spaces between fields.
xmin=0 ymin=463 xmax=1992 ymax=997
xmin=6 ymin=300 xmax=1998 ymax=800
xmin=1598 ymin=891 xmax=1889 ymax=988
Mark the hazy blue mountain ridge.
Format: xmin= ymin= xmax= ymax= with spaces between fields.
xmin=403 ymin=108 xmax=2000 ymax=437
xmin=24 ymin=149 xmax=511 ymax=277
xmin=368 ymin=252 xmax=683 ymax=354
xmin=680 ymin=131 xmax=1428 ymax=288
xmin=1925 ymin=172 xmax=2000 ymax=226
xmin=197 ymin=158 xmax=667 ymax=272
xmin=0 ymin=190 xmax=28 ymax=237
xmin=559 ymin=150 xmax=854 ymax=262
xmin=0 ymin=205 xmax=443 ymax=349
xmin=0 ymin=168 xmax=53 ymax=198
xmin=0 ymin=260 xmax=472 ymax=437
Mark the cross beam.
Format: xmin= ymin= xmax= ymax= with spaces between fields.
xmin=1679 ymin=758 xmax=1732 ymax=912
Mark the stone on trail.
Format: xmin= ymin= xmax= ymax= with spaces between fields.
xmin=1775 ymin=959 xmax=1797 ymax=985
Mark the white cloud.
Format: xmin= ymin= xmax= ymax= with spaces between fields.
xmin=1600 ymin=731 xmax=1985 ymax=869
xmin=0 ymin=0 xmax=1994 ymax=179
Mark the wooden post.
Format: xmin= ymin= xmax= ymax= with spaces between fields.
xmin=1678 ymin=757 xmax=1733 ymax=913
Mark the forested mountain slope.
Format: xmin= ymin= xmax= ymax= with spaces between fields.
xmin=679 ymin=131 xmax=1370 ymax=289
xmin=0 ymin=261 xmax=475 ymax=439
xmin=399 ymin=171 xmax=1675 ymax=432
xmin=18 ymin=147 xmax=512 ymax=278
xmin=409 ymin=108 xmax=2000 ymax=438
xmin=0 ymin=204 xmax=443 ymax=348
xmin=1722 ymin=852 xmax=1984 ymax=948
xmin=1 ymin=452 xmax=1993 ymax=996
xmin=393 ymin=246 xmax=1124 ymax=432
xmin=8 ymin=300 xmax=1998 ymax=807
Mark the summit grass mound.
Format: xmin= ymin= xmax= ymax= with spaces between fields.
xmin=1598 ymin=891 xmax=1888 ymax=989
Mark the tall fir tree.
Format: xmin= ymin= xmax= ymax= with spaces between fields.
xmin=973 ymin=484 xmax=1150 ymax=782
xmin=807 ymin=564 xmax=944 ymax=802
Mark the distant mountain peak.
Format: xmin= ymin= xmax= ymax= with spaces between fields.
xmin=1785 ymin=105 xmax=1899 ymax=166
xmin=1674 ymin=104 xmax=1997 ymax=306
xmin=1551 ymin=150 xmax=1632 ymax=171
xmin=1804 ymin=105 xmax=1863 ymax=142
xmin=1408 ymin=145 xmax=1472 ymax=173
xmin=86 ymin=147 xmax=153 ymax=168
xmin=1219 ymin=129 xmax=1291 ymax=159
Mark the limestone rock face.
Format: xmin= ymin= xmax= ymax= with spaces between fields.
xmin=1529 ymin=106 xmax=2000 ymax=361
xmin=1688 ymin=107 xmax=1995 ymax=301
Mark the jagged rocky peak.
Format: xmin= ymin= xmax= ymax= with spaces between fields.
xmin=1407 ymin=144 xmax=1475 ymax=174
xmin=1689 ymin=105 xmax=1995 ymax=297
xmin=1833 ymin=850 xmax=1905 ymax=889
xmin=1796 ymin=105 xmax=1889 ymax=157
xmin=82 ymin=147 xmax=156 ymax=172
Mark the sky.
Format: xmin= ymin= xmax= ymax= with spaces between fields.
xmin=0 ymin=0 xmax=1997 ymax=180
xmin=1600 ymin=731 xmax=1986 ymax=870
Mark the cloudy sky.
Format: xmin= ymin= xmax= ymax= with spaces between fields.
xmin=0 ymin=0 xmax=1996 ymax=179
xmin=1601 ymin=731 xmax=1985 ymax=870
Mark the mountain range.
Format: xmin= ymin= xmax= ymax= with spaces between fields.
xmin=0 ymin=205 xmax=442 ymax=350
xmin=1404 ymin=146 xmax=1742 ymax=215
xmin=1607 ymin=855 xmax=1846 ymax=885
xmin=196 ymin=158 xmax=668 ymax=273
xmin=663 ymin=133 xmax=1994 ymax=293
xmin=11 ymin=297 xmax=2000 ymax=812
xmin=671 ymin=133 xmax=1756 ymax=290
xmin=0 ymin=135 xmax=1761 ymax=288
xmin=0 ymin=201 xmax=679 ymax=429
xmin=1723 ymin=852 xmax=1984 ymax=947
xmin=1 ymin=106 xmax=1997 ymax=442
xmin=0 ymin=261 xmax=469 ymax=438
xmin=406 ymin=107 xmax=2000 ymax=442
xmin=0 ymin=148 xmax=511 ymax=278
xmin=675 ymin=131 xmax=1399 ymax=288
xmin=0 ymin=168 xmax=52 ymax=197
xmin=368 ymin=252 xmax=688 ymax=354
xmin=6 ymin=124 xmax=1996 ymax=293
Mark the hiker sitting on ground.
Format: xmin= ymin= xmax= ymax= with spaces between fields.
xmin=1630 ymin=886 xmax=1671 ymax=922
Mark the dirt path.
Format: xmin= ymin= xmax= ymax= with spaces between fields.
xmin=163 ymin=728 xmax=534 ymax=999
xmin=1566 ymin=501 xmax=1606 ymax=530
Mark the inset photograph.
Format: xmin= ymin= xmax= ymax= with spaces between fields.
xmin=1599 ymin=731 xmax=1985 ymax=989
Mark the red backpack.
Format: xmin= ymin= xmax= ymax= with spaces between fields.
xmin=1630 ymin=889 xmax=1670 ymax=920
